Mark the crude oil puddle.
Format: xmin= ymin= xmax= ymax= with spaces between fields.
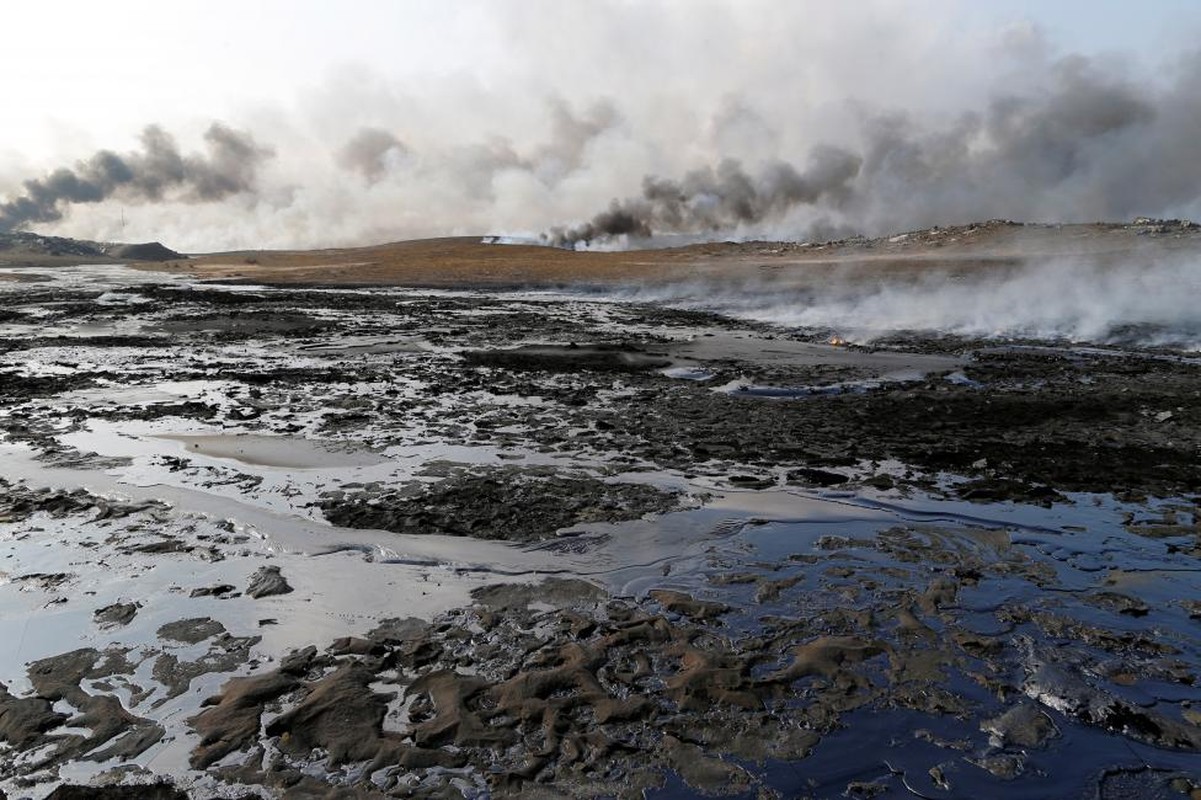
xmin=158 ymin=434 xmax=388 ymax=469
xmin=2 ymin=266 xmax=1199 ymax=798
xmin=667 ymin=330 xmax=963 ymax=375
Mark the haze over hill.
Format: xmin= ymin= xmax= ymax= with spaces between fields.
xmin=2 ymin=3 xmax=1201 ymax=251
xmin=134 ymin=218 xmax=1201 ymax=350
xmin=0 ymin=231 xmax=183 ymax=266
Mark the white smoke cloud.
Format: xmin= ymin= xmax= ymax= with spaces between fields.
xmin=1 ymin=2 xmax=1199 ymax=250
xmin=601 ymin=249 xmax=1201 ymax=350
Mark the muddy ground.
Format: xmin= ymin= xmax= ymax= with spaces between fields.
xmin=0 ymin=263 xmax=1199 ymax=798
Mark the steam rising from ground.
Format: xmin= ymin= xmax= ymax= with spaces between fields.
xmin=606 ymin=254 xmax=1201 ymax=350
xmin=2 ymin=4 xmax=1200 ymax=250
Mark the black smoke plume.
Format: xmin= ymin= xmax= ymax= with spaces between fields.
xmin=546 ymin=148 xmax=861 ymax=246
xmin=0 ymin=123 xmax=272 ymax=232
xmin=548 ymin=53 xmax=1201 ymax=248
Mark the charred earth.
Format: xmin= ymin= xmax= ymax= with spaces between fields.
xmin=0 ymin=226 xmax=1199 ymax=798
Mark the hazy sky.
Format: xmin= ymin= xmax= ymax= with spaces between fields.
xmin=2 ymin=1 xmax=1199 ymax=249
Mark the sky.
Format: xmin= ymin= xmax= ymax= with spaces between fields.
xmin=2 ymin=0 xmax=1200 ymax=250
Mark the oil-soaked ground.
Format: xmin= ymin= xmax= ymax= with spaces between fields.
xmin=0 ymin=265 xmax=1199 ymax=799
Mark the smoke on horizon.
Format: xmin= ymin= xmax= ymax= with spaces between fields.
xmin=0 ymin=123 xmax=271 ymax=234
xmin=2 ymin=5 xmax=1201 ymax=251
xmin=547 ymin=148 xmax=862 ymax=247
xmin=548 ymin=54 xmax=1201 ymax=248
xmin=336 ymin=127 xmax=408 ymax=184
